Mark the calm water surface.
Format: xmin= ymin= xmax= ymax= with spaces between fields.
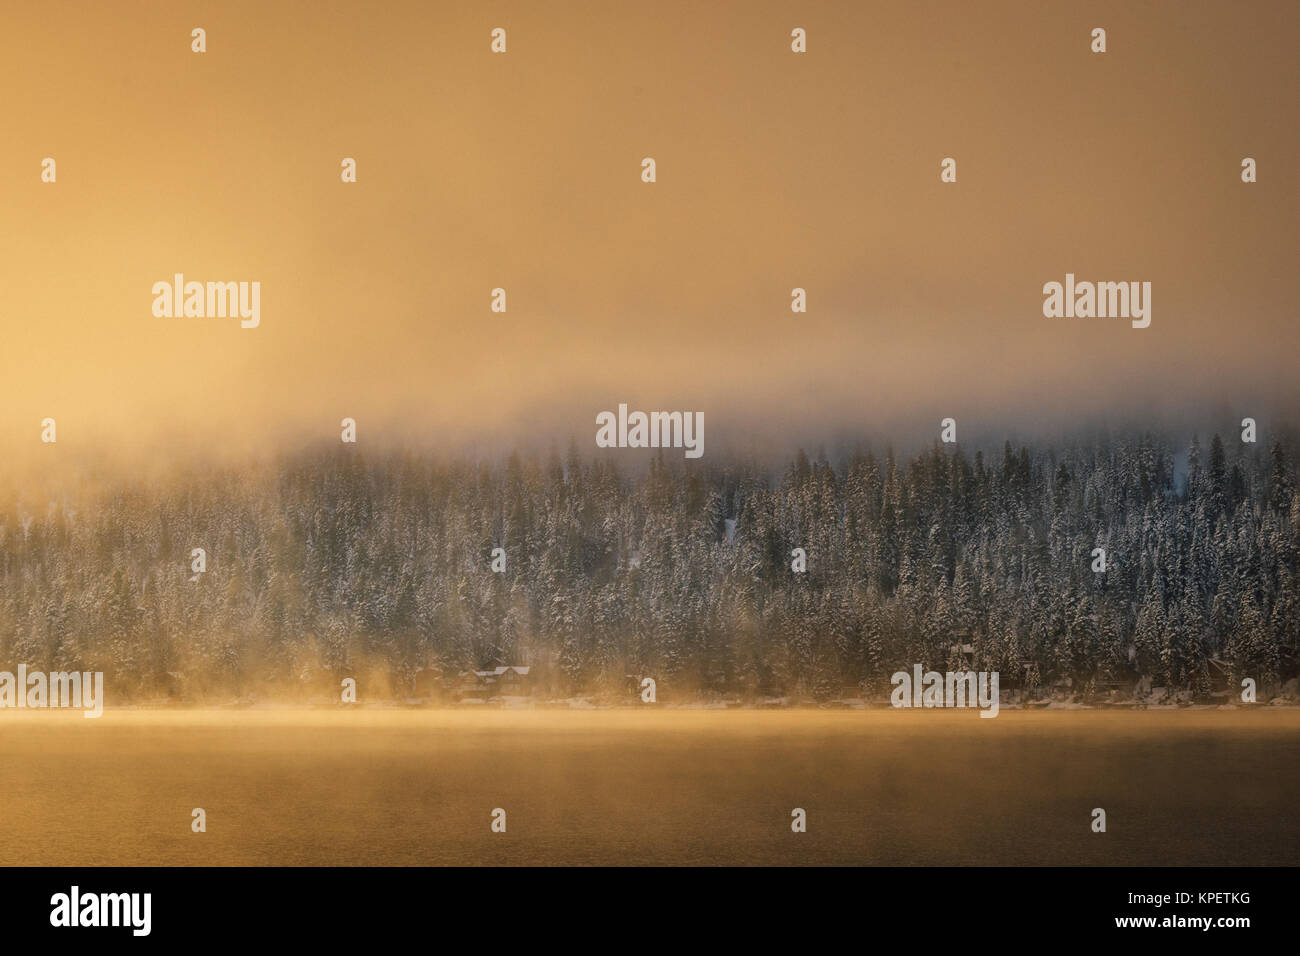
xmin=2 ymin=709 xmax=1296 ymax=865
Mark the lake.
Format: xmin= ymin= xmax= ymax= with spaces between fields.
xmin=2 ymin=709 xmax=1296 ymax=865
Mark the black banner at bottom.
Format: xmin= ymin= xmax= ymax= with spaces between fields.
xmin=0 ymin=865 xmax=1286 ymax=943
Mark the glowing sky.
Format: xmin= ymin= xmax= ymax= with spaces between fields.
xmin=2 ymin=0 xmax=1297 ymax=466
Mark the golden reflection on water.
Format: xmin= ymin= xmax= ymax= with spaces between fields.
xmin=2 ymin=709 xmax=1296 ymax=865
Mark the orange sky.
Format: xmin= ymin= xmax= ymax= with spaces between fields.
xmin=2 ymin=0 xmax=1297 ymax=467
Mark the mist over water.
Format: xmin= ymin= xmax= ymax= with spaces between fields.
xmin=2 ymin=710 xmax=1296 ymax=866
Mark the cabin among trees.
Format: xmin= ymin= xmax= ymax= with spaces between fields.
xmin=454 ymin=666 xmax=532 ymax=700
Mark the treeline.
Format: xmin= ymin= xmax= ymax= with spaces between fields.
xmin=0 ymin=431 xmax=1297 ymax=702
